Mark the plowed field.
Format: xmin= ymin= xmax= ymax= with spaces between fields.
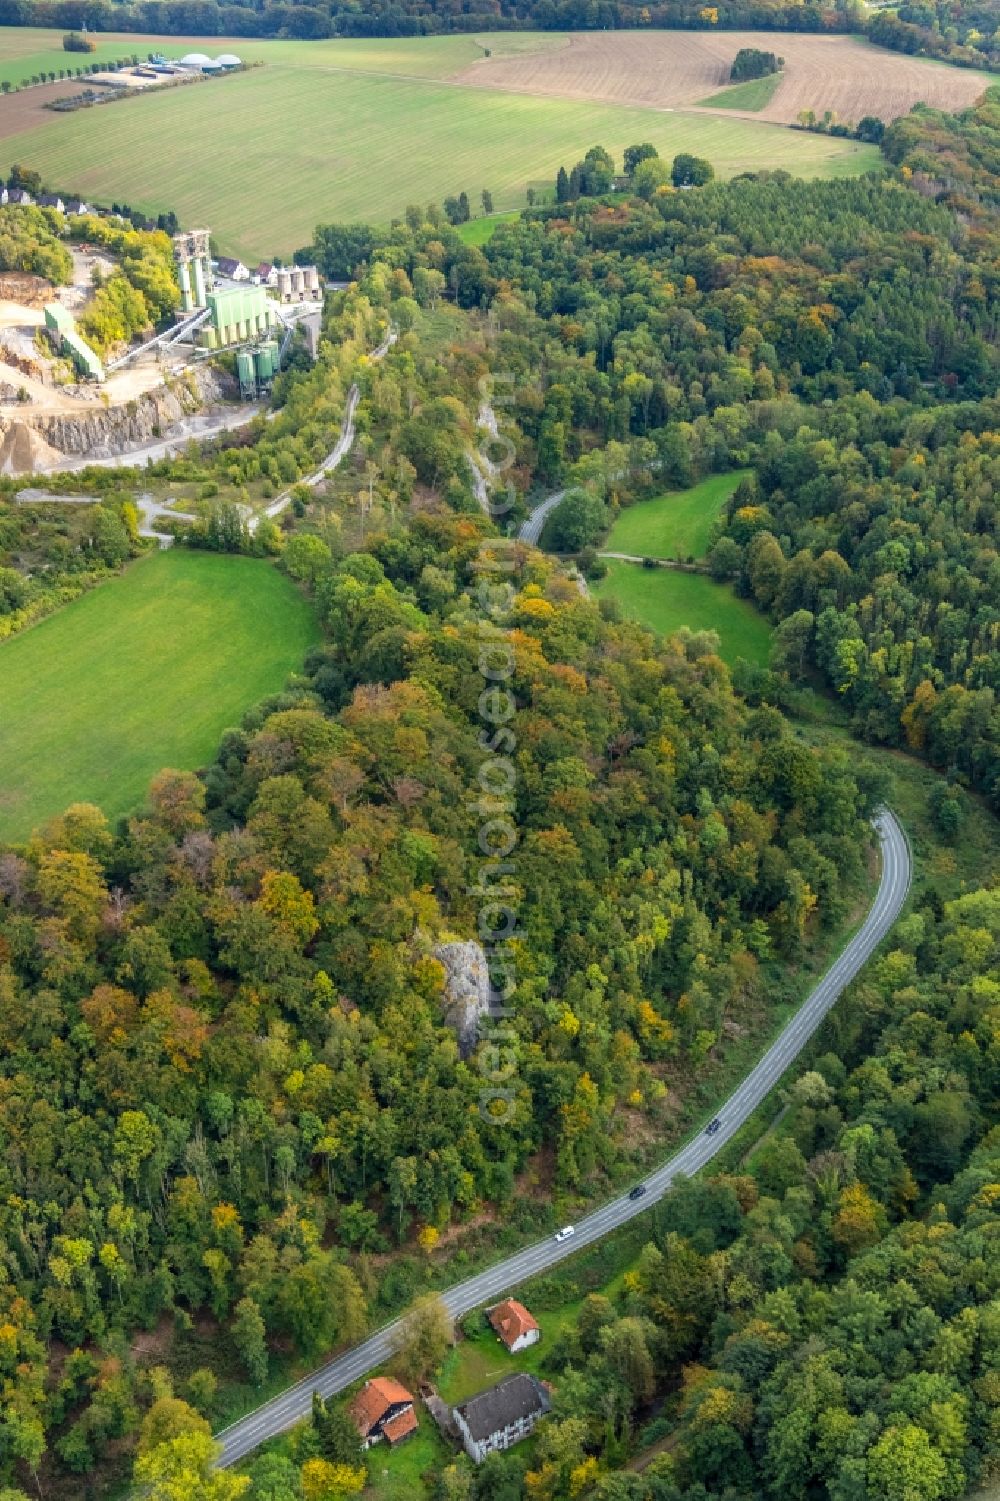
xmin=451 ymin=31 xmax=991 ymax=125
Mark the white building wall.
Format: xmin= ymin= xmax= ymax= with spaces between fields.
xmin=455 ymin=1408 xmax=541 ymax=1464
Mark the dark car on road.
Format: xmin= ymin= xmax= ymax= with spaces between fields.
xmin=629 ymin=1184 xmax=647 ymax=1201
xmin=706 ymin=1118 xmax=722 ymax=1135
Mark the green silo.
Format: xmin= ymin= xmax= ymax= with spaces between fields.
xmin=254 ymin=345 xmax=272 ymax=383
xmin=236 ymin=349 xmax=256 ymax=396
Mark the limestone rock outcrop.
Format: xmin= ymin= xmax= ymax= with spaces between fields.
xmin=433 ymin=939 xmax=491 ymax=1057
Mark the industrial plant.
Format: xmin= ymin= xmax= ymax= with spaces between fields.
xmin=162 ymin=228 xmax=322 ymax=394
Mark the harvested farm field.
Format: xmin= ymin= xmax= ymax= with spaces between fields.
xmin=453 ymin=31 xmax=993 ymax=125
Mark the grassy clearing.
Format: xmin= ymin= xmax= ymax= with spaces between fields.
xmin=0 ymin=548 xmax=317 ymax=842
xmin=0 ymin=32 xmax=879 ymax=259
xmin=594 ymin=561 xmax=773 ymax=666
xmin=455 ymin=210 xmax=522 ymax=245
xmin=604 ymin=471 xmax=748 ymax=561
xmin=699 ymin=71 xmax=784 ymax=110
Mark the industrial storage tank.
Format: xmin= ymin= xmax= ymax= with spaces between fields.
xmin=254 ymin=346 xmax=272 ymax=383
xmin=236 ymin=349 xmax=256 ymax=389
xmin=215 ymin=53 xmax=242 ymax=68
xmin=179 ymin=52 xmax=212 ymax=69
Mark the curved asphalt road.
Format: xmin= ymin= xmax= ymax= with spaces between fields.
xmin=216 ymin=808 xmax=910 ymax=1469
xmin=518 ymin=489 xmax=567 ymax=545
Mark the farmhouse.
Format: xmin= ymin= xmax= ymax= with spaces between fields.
xmin=253 ymin=262 xmax=277 ymax=286
xmin=216 ymin=257 xmax=250 ymax=281
xmin=64 ymin=199 xmax=90 ymax=216
xmin=38 ymin=194 xmax=65 ymax=212
xmin=348 ymin=1378 xmax=418 ymax=1450
xmin=453 ymin=1373 xmax=550 ymax=1463
xmin=7 ymin=188 xmax=33 ymax=206
xmin=488 ymin=1298 xmax=540 ymax=1353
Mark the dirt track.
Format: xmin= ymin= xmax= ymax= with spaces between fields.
xmin=451 ymin=31 xmax=992 ymax=125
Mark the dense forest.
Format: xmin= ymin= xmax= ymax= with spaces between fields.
xmin=0 ymin=43 xmax=999 ymax=1501
xmin=301 ymin=98 xmax=1000 ymax=812
xmin=442 ymin=882 xmax=1000 ymax=1501
xmin=0 ymin=260 xmax=887 ymax=1495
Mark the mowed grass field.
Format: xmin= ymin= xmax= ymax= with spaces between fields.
xmin=594 ymin=561 xmax=773 ymax=666
xmin=0 ymin=549 xmax=318 ymax=842
xmin=604 ymin=471 xmax=749 ymax=560
xmin=0 ymin=29 xmax=879 ymax=259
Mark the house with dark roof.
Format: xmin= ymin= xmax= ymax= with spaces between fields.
xmin=453 ymin=1373 xmax=550 ymax=1463
xmin=64 ymin=199 xmax=90 ymax=216
xmin=253 ymin=262 xmax=276 ymax=286
xmin=348 ymin=1377 xmax=418 ymax=1450
xmin=488 ymin=1298 xmax=540 ymax=1354
xmin=6 ymin=188 xmax=33 ymax=206
xmin=216 ymin=256 xmax=250 ymax=281
xmin=38 ymin=194 xmax=65 ymax=212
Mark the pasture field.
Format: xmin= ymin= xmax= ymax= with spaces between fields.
xmin=594 ymin=561 xmax=773 ymax=666
xmin=0 ymin=549 xmax=318 ymax=842
xmin=604 ymin=471 xmax=749 ymax=561
xmin=0 ymin=29 xmax=880 ymax=258
xmin=700 ymin=72 xmax=784 ymax=111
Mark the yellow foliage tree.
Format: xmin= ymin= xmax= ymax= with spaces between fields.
xmin=300 ymin=1456 xmax=366 ymax=1500
xmin=832 ymin=1182 xmax=885 ymax=1255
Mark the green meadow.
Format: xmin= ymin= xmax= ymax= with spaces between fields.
xmin=455 ymin=210 xmax=522 ymax=246
xmin=0 ymin=549 xmax=317 ymax=842
xmin=604 ymin=471 xmax=749 ymax=561
xmin=594 ymin=561 xmax=773 ymax=666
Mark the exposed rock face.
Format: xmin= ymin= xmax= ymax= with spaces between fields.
xmin=434 ymin=939 xmax=491 ymax=1057
xmin=0 ymin=366 xmax=231 ymax=473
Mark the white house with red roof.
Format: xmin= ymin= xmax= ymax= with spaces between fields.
xmin=488 ymin=1298 xmax=540 ymax=1354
